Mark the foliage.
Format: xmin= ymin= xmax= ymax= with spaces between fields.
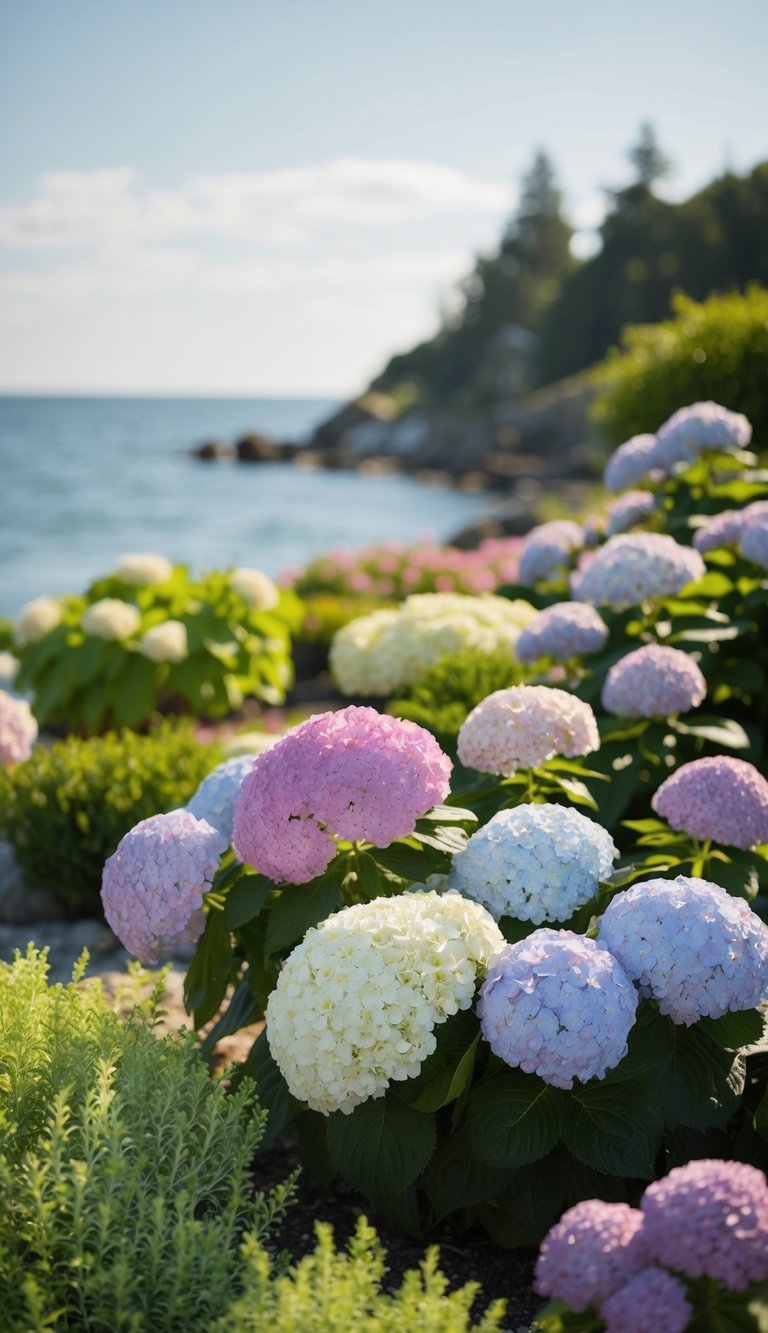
xmin=389 ymin=647 xmax=524 ymax=750
xmin=0 ymin=720 xmax=219 ymax=908
xmin=592 ymin=286 xmax=768 ymax=446
xmin=0 ymin=947 xmax=293 ymax=1331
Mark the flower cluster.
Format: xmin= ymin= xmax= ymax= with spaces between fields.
xmin=265 ymin=891 xmax=504 ymax=1114
xmin=692 ymin=499 xmax=768 ymax=553
xmin=0 ymin=652 xmax=19 ymax=689
xmin=597 ymin=875 xmax=768 ymax=1025
xmin=0 ymin=690 xmax=38 ymax=766
xmin=534 ymin=1200 xmax=647 ymax=1311
xmin=604 ymin=433 xmax=662 ymax=492
xmin=233 ymin=706 xmax=452 ymax=883
xmin=740 ymin=513 xmax=768 ymax=570
xmin=448 ymin=804 xmax=617 ymax=924
xmin=600 ymin=1267 xmax=692 ymax=1333
xmin=101 ymin=809 xmax=227 ymax=964
xmin=82 ymin=598 xmax=142 ymax=641
xmin=457 ymin=684 xmax=599 ymax=776
xmin=230 ymin=567 xmax=280 ymax=611
xmin=477 ymin=930 xmax=637 ymax=1088
xmin=186 ymin=753 xmax=258 ymax=843
xmin=652 ymin=400 xmax=752 ymax=469
xmin=285 ymin=535 xmax=523 ymax=601
xmin=601 ymin=643 xmax=706 ymax=718
xmin=652 ymin=755 xmax=768 ymax=850
xmin=139 ymin=619 xmax=188 ymax=663
xmin=113 ymin=552 xmax=174 ymax=586
xmin=15 ymin=595 xmax=63 ymax=645
xmin=604 ymin=489 xmax=656 ymax=537
xmin=572 ymin=533 xmax=705 ymax=609
xmin=515 ymin=601 xmax=608 ymax=663
xmin=518 ymin=520 xmax=583 ymax=585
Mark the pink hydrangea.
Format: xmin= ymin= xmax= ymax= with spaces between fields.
xmin=601 ymin=644 xmax=706 ymax=718
xmin=740 ymin=514 xmax=768 ymax=570
xmin=515 ymin=602 xmax=608 ymax=663
xmin=101 ymin=810 xmax=227 ymax=964
xmin=605 ymin=490 xmax=656 ymax=537
xmin=232 ymin=706 xmax=452 ymax=883
xmin=604 ymin=434 xmax=662 ymax=492
xmin=518 ymin=520 xmax=583 ymax=585
xmin=534 ymin=1200 xmax=647 ymax=1310
xmin=641 ymin=1159 xmax=768 ymax=1290
xmin=457 ymin=685 xmax=599 ymax=776
xmin=572 ymin=534 xmax=705 ymax=609
xmin=651 ymin=755 xmax=768 ymax=850
xmin=0 ymin=690 xmax=38 ymax=766
xmin=653 ymin=401 xmax=753 ymax=469
xmin=600 ymin=1267 xmax=692 ymax=1333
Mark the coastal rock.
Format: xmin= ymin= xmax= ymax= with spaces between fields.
xmin=193 ymin=439 xmax=236 ymax=461
xmin=236 ymin=431 xmax=295 ymax=462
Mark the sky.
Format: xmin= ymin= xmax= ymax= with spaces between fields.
xmin=1 ymin=0 xmax=766 ymax=397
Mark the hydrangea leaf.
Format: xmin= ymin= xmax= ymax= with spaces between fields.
xmin=222 ymin=872 xmax=271 ymax=930
xmin=183 ymin=908 xmax=232 ymax=1028
xmin=264 ymin=873 xmax=342 ymax=956
xmin=562 ymin=1072 xmax=663 ymax=1178
xmin=326 ymin=1094 xmax=436 ymax=1205
xmin=237 ymin=1028 xmax=294 ymax=1149
xmin=466 ymin=1070 xmax=565 ymax=1169
xmin=422 ymin=1124 xmax=517 ymax=1218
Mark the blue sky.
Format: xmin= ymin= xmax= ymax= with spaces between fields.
xmin=1 ymin=0 xmax=766 ymax=395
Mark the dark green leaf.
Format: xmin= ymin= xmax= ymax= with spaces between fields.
xmin=200 ymin=974 xmax=262 ymax=1057
xmin=467 ymin=1070 xmax=564 ymax=1169
xmin=423 ymin=1124 xmax=517 ymax=1218
xmin=351 ymin=849 xmax=384 ymax=899
xmin=412 ymin=1035 xmax=480 ymax=1114
xmin=562 ymin=1073 xmax=662 ymax=1178
xmin=223 ymin=872 xmax=271 ymax=928
xmin=372 ymin=841 xmax=437 ymax=881
xmin=239 ymin=1028 xmax=293 ymax=1149
xmin=183 ymin=908 xmax=232 ymax=1027
xmin=699 ymin=1008 xmax=767 ymax=1052
xmin=326 ymin=1094 xmax=436 ymax=1205
xmin=264 ymin=873 xmax=341 ymax=956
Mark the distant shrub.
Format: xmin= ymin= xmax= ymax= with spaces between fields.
xmin=389 ymin=646 xmax=524 ymax=748
xmin=0 ymin=720 xmax=219 ymax=909
xmin=591 ymin=286 xmax=768 ymax=445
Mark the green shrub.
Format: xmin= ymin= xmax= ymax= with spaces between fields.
xmin=389 ymin=647 xmax=523 ymax=749
xmin=0 ymin=720 xmax=219 ymax=908
xmin=591 ymin=286 xmax=768 ymax=445
xmin=0 ymin=947 xmax=293 ymax=1331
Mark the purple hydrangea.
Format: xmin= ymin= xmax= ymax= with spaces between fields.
xmin=651 ymin=755 xmax=768 ymax=850
xmin=477 ymin=929 xmax=637 ymax=1088
xmin=597 ymin=875 xmax=768 ymax=1025
xmin=604 ymin=434 xmax=662 ymax=493
xmin=101 ymin=810 xmax=227 ymax=964
xmin=457 ymin=685 xmax=599 ymax=777
xmin=653 ymin=401 xmax=753 ymax=470
xmin=515 ymin=602 xmax=609 ymax=664
xmin=600 ymin=1266 xmax=692 ymax=1333
xmin=232 ymin=706 xmax=452 ymax=883
xmin=640 ymin=1159 xmax=768 ymax=1290
xmin=605 ymin=489 xmax=656 ymax=537
xmin=740 ymin=514 xmax=768 ymax=570
xmin=601 ymin=644 xmax=706 ymax=718
xmin=186 ymin=753 xmax=258 ymax=844
xmin=0 ymin=689 xmax=38 ymax=766
xmin=572 ymin=534 xmax=705 ymax=609
xmin=518 ymin=520 xmax=583 ymax=586
xmin=534 ymin=1199 xmax=647 ymax=1311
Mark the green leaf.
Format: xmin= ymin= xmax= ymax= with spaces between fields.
xmin=183 ymin=908 xmax=232 ymax=1027
xmin=638 ymin=1005 xmax=746 ymax=1131
xmin=467 ymin=1070 xmax=564 ymax=1169
xmin=422 ymin=1124 xmax=517 ymax=1218
xmin=264 ymin=873 xmax=341 ymax=956
xmin=412 ymin=1035 xmax=480 ymax=1114
xmin=295 ymin=1110 xmax=337 ymax=1186
xmin=372 ymin=841 xmax=437 ymax=881
xmin=326 ymin=1094 xmax=436 ymax=1205
xmin=412 ymin=825 xmax=470 ymax=855
xmin=419 ymin=803 xmax=478 ymax=825
xmin=200 ymin=974 xmax=262 ymax=1057
xmin=351 ymin=849 xmax=384 ymax=899
xmin=238 ymin=1028 xmax=293 ymax=1149
xmin=698 ymin=1008 xmax=767 ymax=1051
xmin=672 ymin=716 xmax=751 ymax=748
xmin=223 ymin=872 xmax=271 ymax=929
xmin=677 ymin=571 xmax=734 ymax=598
xmin=562 ymin=1073 xmax=662 ymax=1178
xmin=755 ymin=1087 xmax=768 ymax=1143
xmin=111 ymin=655 xmax=158 ymax=728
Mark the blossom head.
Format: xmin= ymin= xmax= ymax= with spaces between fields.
xmin=604 ymin=434 xmax=661 ymax=493
xmin=600 ymin=1267 xmax=692 ymax=1333
xmin=572 ymin=533 xmax=705 ymax=609
xmin=457 ymin=684 xmax=599 ymax=776
xmin=0 ymin=653 xmax=19 ymax=690
xmin=597 ymin=874 xmax=768 ymax=1025
xmin=449 ymin=804 xmax=617 ymax=924
xmin=518 ymin=520 xmax=583 ymax=585
xmin=15 ymin=596 xmax=63 ymax=645
xmin=605 ymin=489 xmax=656 ymax=537
xmin=535 ymin=1199 xmax=647 ymax=1311
xmin=515 ymin=601 xmax=608 ymax=663
xmin=601 ymin=644 xmax=706 ymax=718
xmin=187 ymin=754 xmax=259 ymax=843
xmin=653 ymin=400 xmax=752 ymax=469
xmin=82 ymin=598 xmax=141 ymax=641
xmin=101 ymin=809 xmax=227 ymax=964
xmin=651 ymin=755 xmax=768 ymax=850
xmin=138 ymin=619 xmax=188 ymax=663
xmin=640 ymin=1159 xmax=768 ymax=1290
xmin=266 ymin=891 xmax=504 ymax=1115
xmin=113 ymin=552 xmax=174 ymax=586
xmin=0 ymin=691 xmax=38 ymax=766
xmin=233 ymin=706 xmax=452 ymax=882
xmin=230 ymin=567 xmax=280 ymax=611
xmin=477 ymin=930 xmax=637 ymax=1088
xmin=740 ymin=514 xmax=768 ymax=570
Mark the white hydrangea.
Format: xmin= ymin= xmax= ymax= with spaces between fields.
xmin=266 ymin=890 xmax=504 ymax=1115
xmin=114 ymin=552 xmax=174 ymax=586
xmin=82 ymin=598 xmax=141 ymax=641
xmin=139 ymin=619 xmax=188 ymax=663
xmin=0 ymin=652 xmax=20 ymax=689
xmin=230 ymin=567 xmax=280 ymax=611
xmin=15 ymin=596 xmax=63 ymax=645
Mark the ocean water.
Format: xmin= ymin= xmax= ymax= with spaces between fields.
xmin=0 ymin=395 xmax=494 ymax=621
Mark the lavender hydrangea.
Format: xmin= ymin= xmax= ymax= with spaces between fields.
xmin=186 ymin=754 xmax=259 ymax=843
xmin=653 ymin=401 xmax=752 ymax=469
xmin=740 ymin=513 xmax=768 ymax=570
xmin=693 ymin=501 xmax=768 ymax=553
xmin=534 ymin=1200 xmax=647 ymax=1311
xmin=600 ymin=1267 xmax=692 ymax=1333
xmin=605 ymin=489 xmax=656 ymax=537
xmin=651 ymin=755 xmax=768 ymax=850
xmin=233 ymin=706 xmax=452 ymax=883
xmin=515 ymin=602 xmax=608 ymax=663
xmin=572 ymin=534 xmax=705 ymax=609
xmin=604 ymin=434 xmax=662 ymax=493
xmin=0 ymin=690 xmax=38 ymax=766
xmin=457 ymin=685 xmax=599 ymax=777
xmin=518 ymin=520 xmax=583 ymax=585
xmin=448 ymin=804 xmax=617 ymax=924
xmin=477 ymin=930 xmax=637 ymax=1088
xmin=640 ymin=1159 xmax=768 ymax=1290
xmin=101 ymin=810 xmax=227 ymax=964
xmin=597 ymin=875 xmax=768 ymax=1025
xmin=601 ymin=644 xmax=706 ymax=718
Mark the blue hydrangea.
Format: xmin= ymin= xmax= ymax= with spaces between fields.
xmin=448 ymin=804 xmax=617 ymax=924
xmin=477 ymin=930 xmax=637 ymax=1089
xmin=186 ymin=754 xmax=259 ymax=844
xmin=597 ymin=875 xmax=768 ymax=1025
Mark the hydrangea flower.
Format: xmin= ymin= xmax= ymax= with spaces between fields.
xmin=477 ymin=930 xmax=637 ymax=1088
xmin=605 ymin=490 xmax=656 ymax=537
xmin=600 ymin=1267 xmax=692 ymax=1333
xmin=0 ymin=652 xmax=20 ymax=690
xmin=186 ymin=754 xmax=259 ymax=843
xmin=329 ymin=608 xmax=402 ymax=695
xmin=233 ymin=706 xmax=452 ymax=883
xmin=601 ymin=644 xmax=706 ymax=718
xmin=113 ymin=552 xmax=174 ymax=585
xmin=740 ymin=514 xmax=768 ymax=570
xmin=230 ymin=567 xmax=280 ymax=611
xmin=139 ymin=619 xmax=189 ymax=663
xmin=15 ymin=596 xmax=63 ymax=645
xmin=515 ymin=602 xmax=609 ymax=663
xmin=457 ymin=684 xmax=599 ymax=776
xmin=82 ymin=598 xmax=141 ymax=640
xmin=652 ymin=401 xmax=752 ymax=469
xmin=604 ymin=434 xmax=661 ymax=493
xmin=651 ymin=755 xmax=768 ymax=850
xmin=101 ymin=810 xmax=227 ymax=964
xmin=0 ymin=690 xmax=38 ymax=766
xmin=518 ymin=521 xmax=583 ymax=585
xmin=448 ymin=804 xmax=617 ymax=924
xmin=597 ymin=875 xmax=768 ymax=1025
xmin=534 ymin=1199 xmax=647 ymax=1311
xmin=640 ymin=1159 xmax=768 ymax=1290
xmin=571 ymin=534 xmax=705 ymax=609
xmin=265 ymin=891 xmax=504 ymax=1115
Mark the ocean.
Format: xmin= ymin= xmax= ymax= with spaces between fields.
xmin=0 ymin=395 xmax=494 ymax=621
